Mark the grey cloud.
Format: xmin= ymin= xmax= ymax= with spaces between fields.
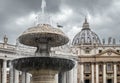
xmin=0 ymin=0 xmax=120 ymax=44
xmin=63 ymin=0 xmax=114 ymax=15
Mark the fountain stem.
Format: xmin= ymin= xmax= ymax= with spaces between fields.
xmin=35 ymin=43 xmax=50 ymax=56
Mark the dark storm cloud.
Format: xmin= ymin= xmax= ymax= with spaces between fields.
xmin=0 ymin=0 xmax=61 ymax=27
xmin=0 ymin=0 xmax=62 ymax=43
xmin=62 ymin=0 xmax=114 ymax=15
xmin=0 ymin=0 xmax=120 ymax=44
xmin=61 ymin=0 xmax=120 ymax=43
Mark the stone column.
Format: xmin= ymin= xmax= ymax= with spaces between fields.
xmin=58 ymin=72 xmax=62 ymax=83
xmin=96 ymin=63 xmax=99 ymax=83
xmin=55 ymin=74 xmax=58 ymax=83
xmin=73 ymin=61 xmax=78 ymax=83
xmin=9 ymin=61 xmax=14 ymax=83
xmin=66 ymin=71 xmax=69 ymax=83
xmin=0 ymin=63 xmax=2 ymax=83
xmin=21 ymin=72 xmax=26 ymax=83
xmin=80 ymin=63 xmax=84 ymax=83
xmin=68 ymin=69 xmax=73 ymax=83
xmin=26 ymin=73 xmax=31 ymax=83
xmin=114 ymin=63 xmax=117 ymax=83
xmin=62 ymin=72 xmax=67 ymax=83
xmin=103 ymin=63 xmax=106 ymax=83
xmin=92 ymin=63 xmax=94 ymax=83
xmin=2 ymin=60 xmax=7 ymax=83
xmin=14 ymin=69 xmax=19 ymax=83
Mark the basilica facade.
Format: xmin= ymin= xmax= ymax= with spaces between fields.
xmin=72 ymin=18 xmax=120 ymax=83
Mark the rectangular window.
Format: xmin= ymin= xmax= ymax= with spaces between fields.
xmin=116 ymin=50 xmax=119 ymax=53
xmin=85 ymin=50 xmax=90 ymax=54
xmin=99 ymin=50 xmax=102 ymax=53
xmin=107 ymin=63 xmax=113 ymax=71
xmin=99 ymin=64 xmax=103 ymax=72
xmin=84 ymin=64 xmax=91 ymax=73
xmin=117 ymin=64 xmax=120 ymax=71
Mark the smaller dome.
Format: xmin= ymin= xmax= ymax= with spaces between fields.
xmin=72 ymin=18 xmax=101 ymax=46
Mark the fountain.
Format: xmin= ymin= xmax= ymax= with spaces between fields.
xmin=12 ymin=0 xmax=75 ymax=83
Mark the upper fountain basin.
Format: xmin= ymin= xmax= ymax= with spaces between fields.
xmin=12 ymin=57 xmax=75 ymax=72
xmin=19 ymin=24 xmax=69 ymax=47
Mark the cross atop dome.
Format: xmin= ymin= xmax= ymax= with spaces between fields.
xmin=85 ymin=16 xmax=88 ymax=23
xmin=82 ymin=17 xmax=90 ymax=30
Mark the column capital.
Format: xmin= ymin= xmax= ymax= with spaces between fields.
xmin=79 ymin=62 xmax=84 ymax=65
xmin=113 ymin=62 xmax=118 ymax=64
xmin=95 ymin=62 xmax=99 ymax=65
xmin=3 ymin=59 xmax=7 ymax=62
xmin=103 ymin=62 xmax=107 ymax=65
xmin=91 ymin=62 xmax=95 ymax=64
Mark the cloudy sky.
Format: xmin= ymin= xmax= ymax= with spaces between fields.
xmin=0 ymin=0 xmax=120 ymax=44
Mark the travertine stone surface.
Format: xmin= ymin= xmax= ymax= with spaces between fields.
xmin=30 ymin=70 xmax=58 ymax=83
xmin=19 ymin=24 xmax=69 ymax=47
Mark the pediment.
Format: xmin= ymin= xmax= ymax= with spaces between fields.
xmin=96 ymin=49 xmax=120 ymax=57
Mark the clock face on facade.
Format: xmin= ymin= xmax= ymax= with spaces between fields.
xmin=107 ymin=51 xmax=112 ymax=56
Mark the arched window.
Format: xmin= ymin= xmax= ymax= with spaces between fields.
xmin=85 ymin=47 xmax=90 ymax=54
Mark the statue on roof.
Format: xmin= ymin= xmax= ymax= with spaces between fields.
xmin=3 ymin=35 xmax=8 ymax=44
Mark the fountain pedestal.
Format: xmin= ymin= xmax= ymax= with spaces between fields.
xmin=30 ymin=70 xmax=57 ymax=83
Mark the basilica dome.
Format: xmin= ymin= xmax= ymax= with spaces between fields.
xmin=72 ymin=18 xmax=101 ymax=46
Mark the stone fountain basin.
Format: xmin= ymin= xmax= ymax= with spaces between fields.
xmin=12 ymin=57 xmax=75 ymax=72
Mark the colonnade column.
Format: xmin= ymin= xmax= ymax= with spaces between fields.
xmin=0 ymin=63 xmax=2 ymax=83
xmin=58 ymin=72 xmax=62 ymax=83
xmin=62 ymin=72 xmax=67 ymax=83
xmin=55 ymin=74 xmax=58 ymax=83
xmin=80 ymin=63 xmax=84 ymax=83
xmin=96 ymin=63 xmax=99 ymax=83
xmin=9 ymin=61 xmax=14 ymax=83
xmin=91 ymin=63 xmax=94 ymax=83
xmin=2 ymin=60 xmax=7 ymax=83
xmin=21 ymin=72 xmax=26 ymax=83
xmin=114 ymin=63 xmax=117 ymax=83
xmin=66 ymin=71 xmax=69 ymax=83
xmin=68 ymin=69 xmax=73 ymax=83
xmin=26 ymin=73 xmax=31 ymax=83
xmin=103 ymin=63 xmax=106 ymax=83
xmin=14 ymin=69 xmax=19 ymax=83
xmin=73 ymin=61 xmax=78 ymax=83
